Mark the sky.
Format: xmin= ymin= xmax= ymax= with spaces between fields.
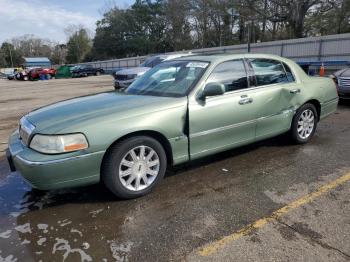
xmin=0 ymin=0 xmax=134 ymax=44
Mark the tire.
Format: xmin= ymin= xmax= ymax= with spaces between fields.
xmin=96 ymin=71 xmax=101 ymax=76
xmin=23 ymin=76 xmax=29 ymax=81
xmin=102 ymin=136 xmax=167 ymax=199
xmin=291 ymin=103 xmax=318 ymax=144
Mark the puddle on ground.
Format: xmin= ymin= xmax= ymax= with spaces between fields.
xmin=0 ymin=172 xmax=134 ymax=262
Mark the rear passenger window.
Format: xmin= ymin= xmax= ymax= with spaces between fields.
xmin=207 ymin=60 xmax=248 ymax=92
xmin=249 ymin=59 xmax=288 ymax=86
xmin=283 ymin=63 xmax=295 ymax=82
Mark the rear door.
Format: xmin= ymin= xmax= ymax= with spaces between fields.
xmin=247 ymin=58 xmax=297 ymax=139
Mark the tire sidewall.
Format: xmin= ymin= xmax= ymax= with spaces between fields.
xmin=102 ymin=136 xmax=167 ymax=199
xmin=291 ymin=103 xmax=318 ymax=144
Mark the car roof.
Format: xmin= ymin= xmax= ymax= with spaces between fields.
xmin=174 ymin=53 xmax=291 ymax=63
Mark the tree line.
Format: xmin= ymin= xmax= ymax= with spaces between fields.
xmin=1 ymin=0 xmax=349 ymax=67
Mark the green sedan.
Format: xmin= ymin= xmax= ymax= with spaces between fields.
xmin=6 ymin=54 xmax=338 ymax=198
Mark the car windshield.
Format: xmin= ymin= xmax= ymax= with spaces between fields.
xmin=125 ymin=60 xmax=209 ymax=97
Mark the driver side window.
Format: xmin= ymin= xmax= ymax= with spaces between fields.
xmin=207 ymin=60 xmax=248 ymax=92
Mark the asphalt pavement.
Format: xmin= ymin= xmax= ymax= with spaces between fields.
xmin=0 ymin=78 xmax=349 ymax=262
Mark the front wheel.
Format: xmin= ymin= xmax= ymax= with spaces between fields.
xmin=102 ymin=136 xmax=167 ymax=199
xmin=291 ymin=103 xmax=318 ymax=144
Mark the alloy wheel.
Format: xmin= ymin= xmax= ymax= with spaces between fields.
xmin=297 ymin=109 xmax=315 ymax=139
xmin=119 ymin=145 xmax=160 ymax=191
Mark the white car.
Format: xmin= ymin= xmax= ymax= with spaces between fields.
xmin=113 ymin=53 xmax=191 ymax=89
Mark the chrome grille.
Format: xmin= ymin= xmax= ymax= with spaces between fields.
xmin=338 ymin=77 xmax=350 ymax=89
xmin=19 ymin=117 xmax=35 ymax=146
xmin=115 ymin=74 xmax=136 ymax=81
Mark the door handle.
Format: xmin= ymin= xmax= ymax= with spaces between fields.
xmin=290 ymin=89 xmax=301 ymax=94
xmin=239 ymin=97 xmax=253 ymax=105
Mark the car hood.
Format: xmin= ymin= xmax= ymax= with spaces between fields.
xmin=116 ymin=67 xmax=150 ymax=76
xmin=333 ymin=68 xmax=350 ymax=77
xmin=26 ymin=92 xmax=184 ymax=133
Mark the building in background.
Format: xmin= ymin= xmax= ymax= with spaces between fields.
xmin=23 ymin=57 xmax=51 ymax=68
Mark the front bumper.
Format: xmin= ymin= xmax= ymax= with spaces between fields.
xmin=338 ymin=88 xmax=350 ymax=99
xmin=7 ymin=131 xmax=104 ymax=190
xmin=114 ymin=79 xmax=133 ymax=89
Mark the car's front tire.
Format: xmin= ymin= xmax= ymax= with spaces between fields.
xmin=291 ymin=103 xmax=318 ymax=144
xmin=101 ymin=136 xmax=167 ymax=199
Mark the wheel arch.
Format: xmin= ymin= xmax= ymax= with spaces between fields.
xmin=102 ymin=130 xmax=174 ymax=168
xmin=304 ymin=99 xmax=321 ymax=121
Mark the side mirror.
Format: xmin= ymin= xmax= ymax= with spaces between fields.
xmin=199 ymin=82 xmax=225 ymax=100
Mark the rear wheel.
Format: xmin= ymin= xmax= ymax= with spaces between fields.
xmin=291 ymin=103 xmax=318 ymax=144
xmin=102 ymin=136 xmax=167 ymax=199
xmin=96 ymin=71 xmax=101 ymax=76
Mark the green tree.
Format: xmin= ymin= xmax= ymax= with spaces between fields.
xmin=66 ymin=28 xmax=92 ymax=64
xmin=0 ymin=42 xmax=23 ymax=67
xmin=88 ymin=0 xmax=350 ymax=60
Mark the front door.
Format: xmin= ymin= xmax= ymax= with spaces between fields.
xmin=188 ymin=59 xmax=256 ymax=160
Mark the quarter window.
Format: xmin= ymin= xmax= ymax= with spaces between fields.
xmin=283 ymin=63 xmax=295 ymax=82
xmin=249 ymin=59 xmax=289 ymax=86
xmin=207 ymin=60 xmax=248 ymax=92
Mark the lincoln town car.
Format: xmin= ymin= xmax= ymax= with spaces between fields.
xmin=6 ymin=54 xmax=338 ymax=198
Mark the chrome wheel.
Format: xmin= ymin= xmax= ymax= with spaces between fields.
xmin=297 ymin=109 xmax=315 ymax=139
xmin=119 ymin=146 xmax=160 ymax=191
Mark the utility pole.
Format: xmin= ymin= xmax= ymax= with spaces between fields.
xmin=247 ymin=21 xmax=251 ymax=53
xmin=8 ymin=46 xmax=14 ymax=67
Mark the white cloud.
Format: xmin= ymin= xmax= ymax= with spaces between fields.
xmin=0 ymin=0 xmax=97 ymax=44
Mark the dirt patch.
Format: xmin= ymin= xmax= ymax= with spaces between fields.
xmin=0 ymin=98 xmax=35 ymax=104
xmin=277 ymin=224 xmax=298 ymax=241
xmin=291 ymin=222 xmax=323 ymax=240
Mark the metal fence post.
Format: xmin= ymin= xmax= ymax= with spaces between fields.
xmin=318 ymin=40 xmax=323 ymax=61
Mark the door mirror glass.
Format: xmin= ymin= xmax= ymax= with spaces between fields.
xmin=200 ymin=82 xmax=225 ymax=99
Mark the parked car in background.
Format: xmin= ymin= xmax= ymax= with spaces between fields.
xmin=71 ymin=65 xmax=104 ymax=77
xmin=12 ymin=67 xmax=55 ymax=81
xmin=331 ymin=67 xmax=350 ymax=99
xmin=7 ymin=54 xmax=338 ymax=199
xmin=113 ymin=53 xmax=192 ymax=89
xmin=105 ymin=67 xmax=125 ymax=77
xmin=15 ymin=69 xmax=30 ymax=81
xmin=28 ymin=67 xmax=56 ymax=80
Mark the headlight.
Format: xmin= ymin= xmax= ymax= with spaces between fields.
xmin=30 ymin=134 xmax=88 ymax=154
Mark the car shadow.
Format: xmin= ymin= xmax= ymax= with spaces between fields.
xmin=167 ymin=132 xmax=295 ymax=177
xmin=338 ymin=99 xmax=350 ymax=107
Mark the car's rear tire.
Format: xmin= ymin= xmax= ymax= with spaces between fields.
xmin=291 ymin=103 xmax=318 ymax=144
xmin=101 ymin=136 xmax=167 ymax=199
xmin=96 ymin=71 xmax=101 ymax=76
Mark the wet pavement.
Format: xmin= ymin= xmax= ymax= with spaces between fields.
xmin=0 ymin=90 xmax=349 ymax=261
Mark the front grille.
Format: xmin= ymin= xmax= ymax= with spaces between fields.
xmin=115 ymin=74 xmax=136 ymax=81
xmin=339 ymin=77 xmax=350 ymax=89
xmin=19 ymin=117 xmax=35 ymax=146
